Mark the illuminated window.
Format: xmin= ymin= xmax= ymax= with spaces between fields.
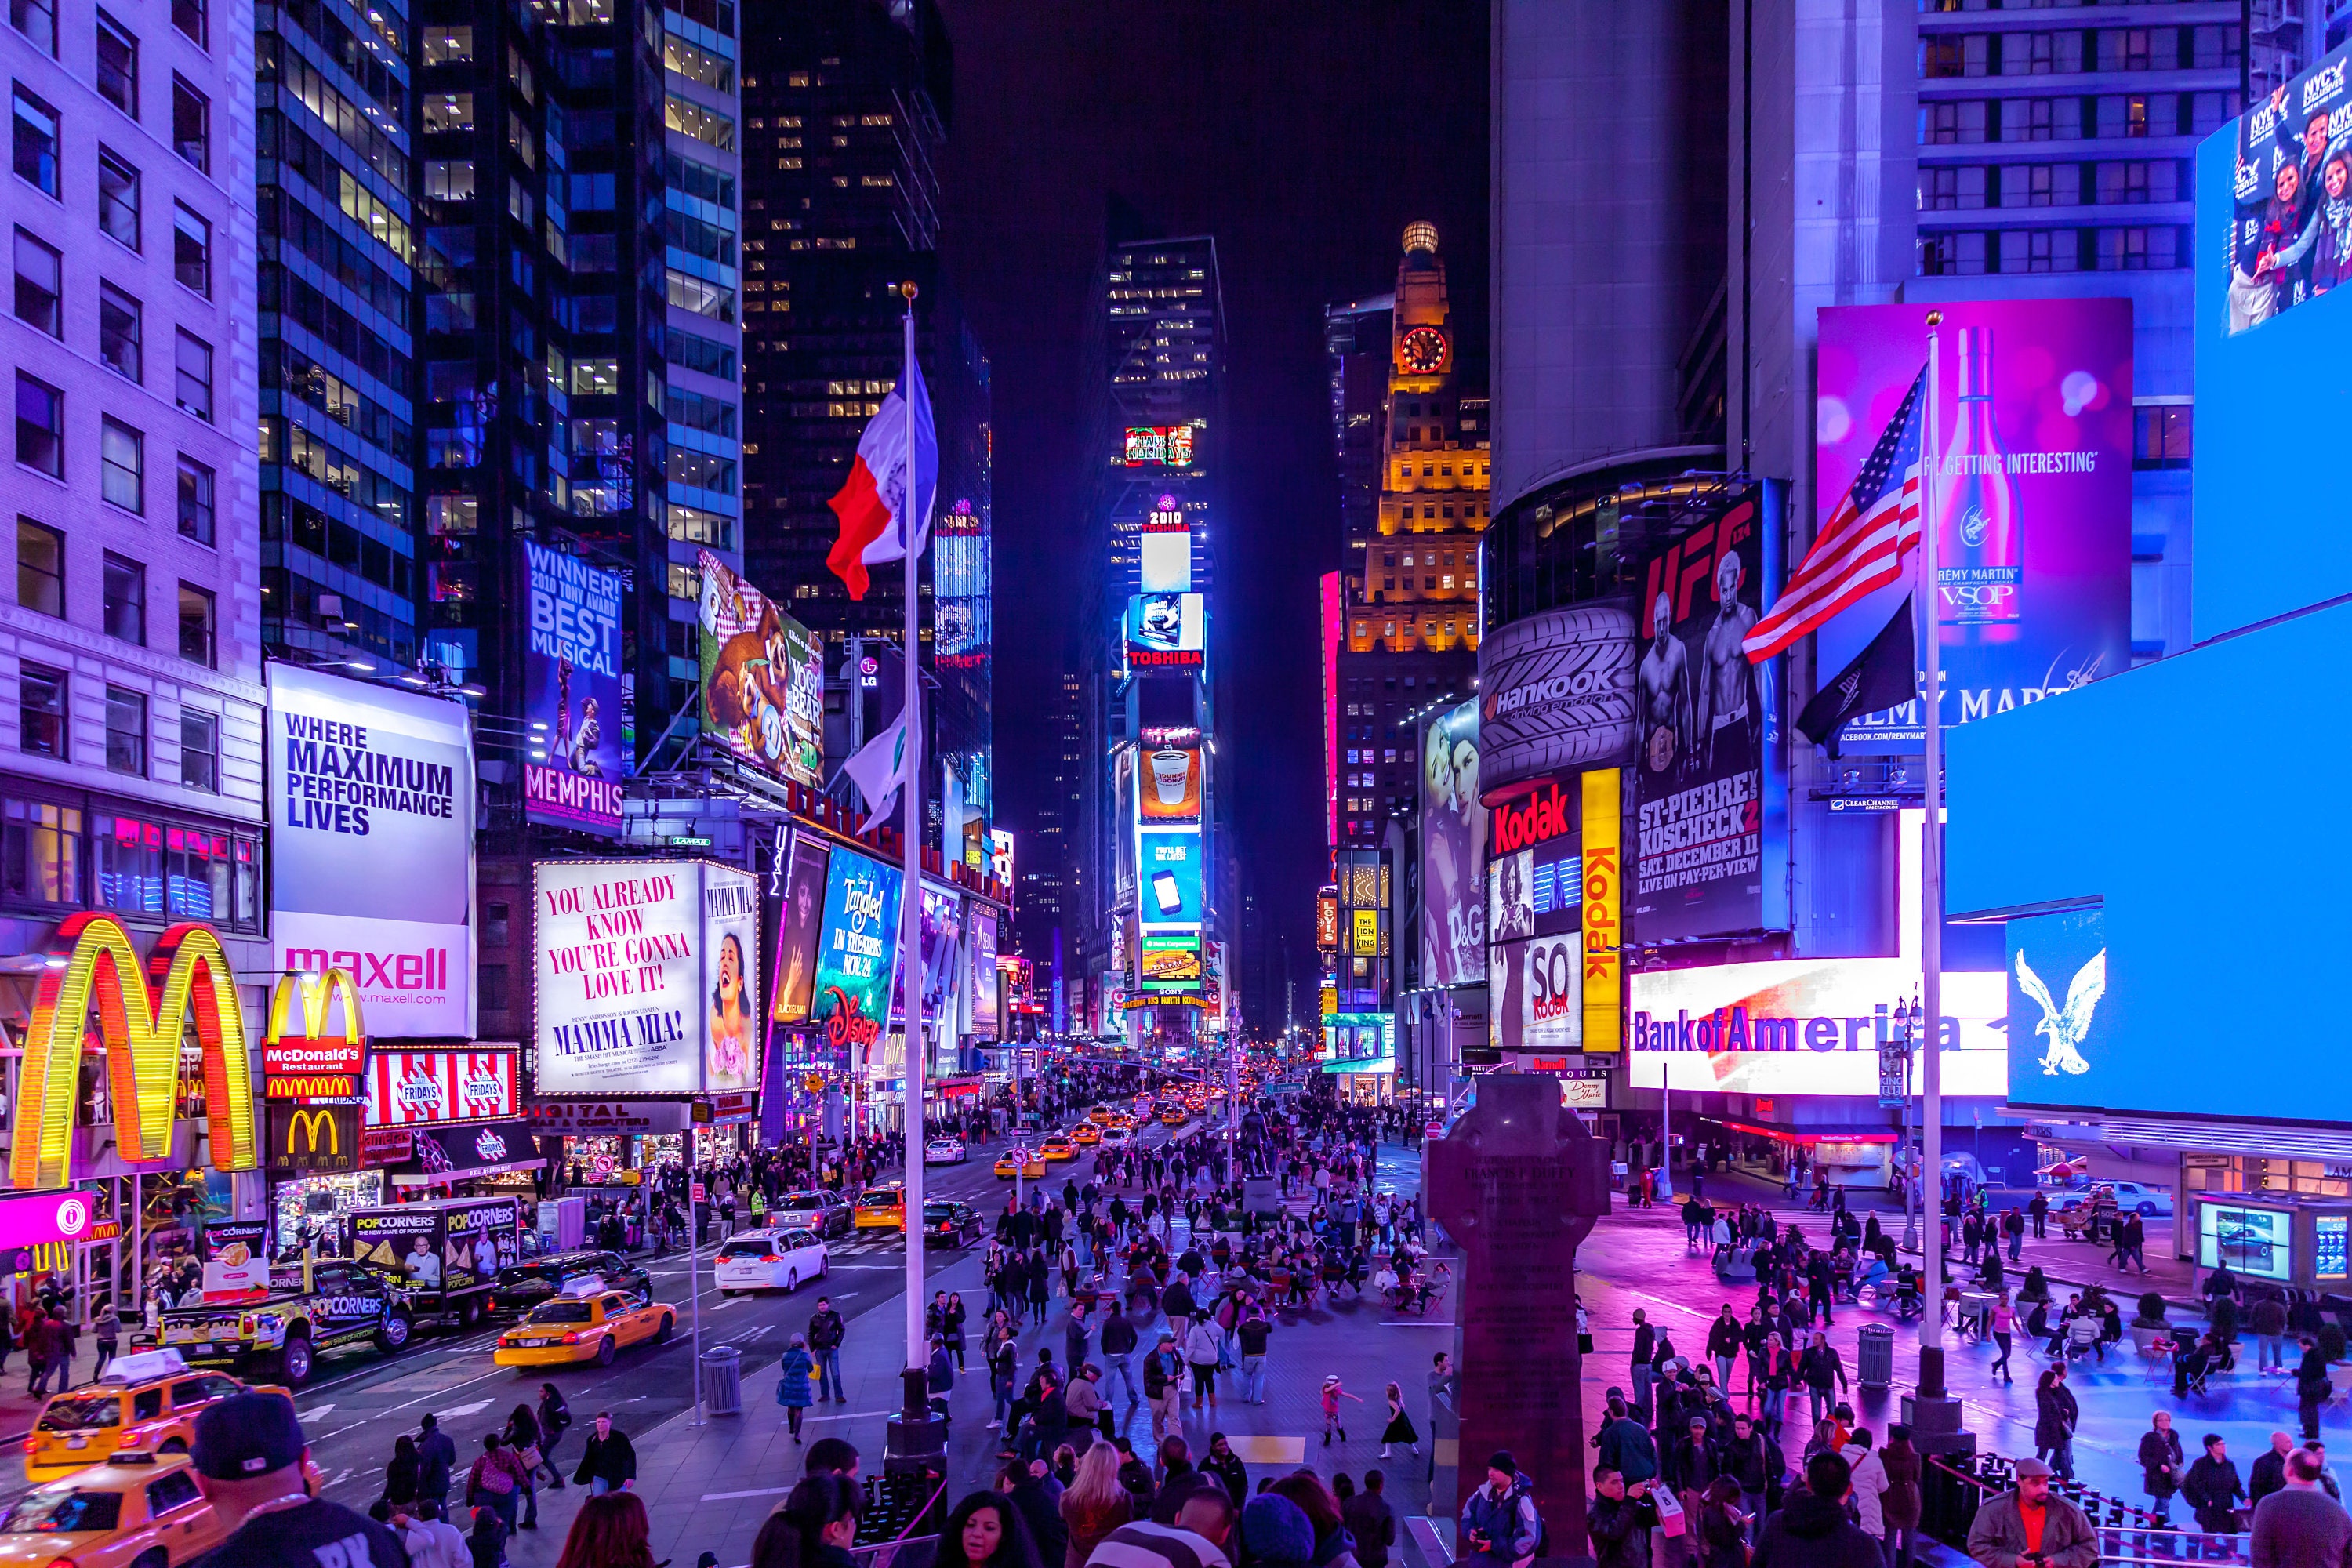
xmin=2 ymin=795 xmax=78 ymax=902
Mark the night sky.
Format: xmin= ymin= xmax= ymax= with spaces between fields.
xmin=937 ymin=2 xmax=1491 ymax=1008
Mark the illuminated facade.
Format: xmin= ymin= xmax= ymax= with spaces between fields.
xmin=1327 ymin=225 xmax=1490 ymax=852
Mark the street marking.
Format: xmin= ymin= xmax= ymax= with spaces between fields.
xmin=1380 ymin=1322 xmax=1454 ymax=1328
xmin=296 ymin=1404 xmax=336 ymax=1421
xmin=703 ymin=1484 xmax=796 ymax=1501
xmin=710 ymin=1297 xmax=746 ymax=1310
xmin=1406 ymin=1517 xmax=1454 ymax=1566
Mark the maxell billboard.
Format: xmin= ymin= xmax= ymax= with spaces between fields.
xmin=269 ymin=664 xmax=476 ymax=1039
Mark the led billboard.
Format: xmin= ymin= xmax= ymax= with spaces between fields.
xmin=1476 ymin=605 xmax=1637 ymax=796
xmin=1417 ymin=702 xmax=1487 ymax=988
xmin=768 ymin=835 xmax=831 ymax=1025
xmin=532 ymin=860 xmax=760 ymax=1096
xmin=1125 ymin=593 xmax=1205 ymax=668
xmin=697 ymin=550 xmax=825 ymax=787
xmin=935 ymin=498 xmax=991 ymax=670
xmin=2003 ymin=906 xmax=2111 ymax=1113
xmin=1140 ymin=931 xmax=1203 ymax=992
xmin=1139 ymin=745 xmax=1202 ymax=822
xmin=1628 ymin=485 xmax=1790 ymax=942
xmin=1122 ymin=426 xmax=1197 ymax=466
xmin=1138 ymin=829 xmax=1204 ymax=924
xmin=1627 ymin=957 xmax=2007 ymax=1096
xmin=970 ymin=909 xmax=1000 ymax=1041
xmin=1140 ymin=532 xmax=1191 ymax=594
xmin=811 ymin=848 xmax=902 ymax=1049
xmin=1490 ymin=932 xmax=1583 ymax=1054
xmin=521 ymin=541 xmax=626 ymax=834
xmin=1322 ymin=1012 xmax=1393 ymax=1063
xmin=1815 ymin=301 xmax=2132 ymax=750
xmin=269 ymin=664 xmax=476 ymax=1039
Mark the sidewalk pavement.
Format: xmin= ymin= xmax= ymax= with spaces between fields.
xmin=1686 ymin=1163 xmax=2193 ymax=1309
xmin=1577 ymin=1197 xmax=2339 ymax=1552
xmin=481 ymin=1143 xmax=1460 ymax=1568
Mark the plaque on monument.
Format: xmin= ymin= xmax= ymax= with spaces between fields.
xmin=1426 ymin=1073 xmax=1612 ymax=1558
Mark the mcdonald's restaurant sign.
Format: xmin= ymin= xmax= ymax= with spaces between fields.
xmin=266 ymin=1103 xmax=361 ymax=1173
xmin=263 ymin=967 xmax=367 ymax=1101
xmin=9 ymin=913 xmax=259 ymax=1192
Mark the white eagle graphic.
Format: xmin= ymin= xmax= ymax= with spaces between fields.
xmin=2013 ymin=948 xmax=2106 ymax=1076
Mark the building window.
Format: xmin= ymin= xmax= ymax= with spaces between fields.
xmin=176 ymin=581 xmax=213 ymax=666
xmin=666 ymin=562 xmax=699 ymax=600
xmin=98 ymin=149 xmax=139 ymax=247
xmin=100 ymin=419 xmax=143 ymax=512
xmin=423 ymin=159 xmax=474 ymax=201
xmin=92 ymin=811 xmax=158 ymax=908
xmin=176 ymin=454 xmax=214 ymax=544
xmin=2 ymin=797 xmax=78 ymax=903
xmin=94 ymin=11 xmax=137 ymax=114
xmin=102 ymin=550 xmax=144 ymax=642
xmin=2135 ymin=404 xmax=2193 ymax=469
xmin=13 ymin=227 xmax=58 ymax=334
xmin=422 ymin=24 xmax=470 ymax=62
xmin=171 ymin=0 xmax=202 ymax=48
xmin=9 ymin=0 xmax=56 ymax=53
xmin=173 ymin=331 xmax=212 ymax=420
xmin=13 ymin=84 xmax=59 ymax=196
xmin=170 ymin=75 xmax=207 ymax=171
xmin=178 ymin=709 xmax=216 ymax=792
xmin=103 ymin=687 xmax=146 ymax=777
xmin=15 ymin=372 xmax=61 ymax=474
xmin=16 ymin=516 xmax=61 ymax=615
xmin=162 ymin=825 xmax=233 ymax=916
xmin=17 ymin=665 xmax=64 ymax=758
xmin=172 ymin=203 xmax=208 ymax=292
xmin=98 ymin=281 xmax=142 ymax=379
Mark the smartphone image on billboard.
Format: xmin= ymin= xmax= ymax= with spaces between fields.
xmin=1152 ymin=870 xmax=1182 ymax=916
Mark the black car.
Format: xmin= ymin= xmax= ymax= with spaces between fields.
xmin=489 ymin=1250 xmax=648 ymax=1319
xmin=773 ymin=1190 xmax=854 ymax=1239
xmin=920 ymin=1201 xmax=985 ymax=1247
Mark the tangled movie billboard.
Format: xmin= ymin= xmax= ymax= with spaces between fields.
xmin=698 ymin=550 xmax=825 ymax=788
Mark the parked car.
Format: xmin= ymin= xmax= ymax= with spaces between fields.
xmin=2059 ymin=1179 xmax=2174 ymax=1217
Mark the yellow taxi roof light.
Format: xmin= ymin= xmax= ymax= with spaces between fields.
xmin=98 ymin=1349 xmax=189 ymax=1383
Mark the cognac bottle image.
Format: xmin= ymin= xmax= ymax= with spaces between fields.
xmin=1938 ymin=325 xmax=2023 ymax=636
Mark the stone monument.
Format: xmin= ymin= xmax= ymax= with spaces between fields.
xmin=1425 ymin=1073 xmax=1612 ymax=1558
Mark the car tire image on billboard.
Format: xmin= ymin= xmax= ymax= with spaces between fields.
xmin=1476 ymin=603 xmax=1638 ymax=794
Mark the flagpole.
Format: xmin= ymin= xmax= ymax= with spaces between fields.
xmin=898 ymin=281 xmax=928 ymax=1380
xmin=1918 ymin=312 xmax=1947 ymax=1392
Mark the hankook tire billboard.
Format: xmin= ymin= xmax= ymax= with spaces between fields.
xmin=1475 ymin=604 xmax=1638 ymax=794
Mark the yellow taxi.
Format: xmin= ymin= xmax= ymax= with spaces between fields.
xmin=853 ymin=1185 xmax=906 ymax=1230
xmin=1071 ymin=1123 xmax=1102 ymax=1147
xmin=22 ymin=1351 xmax=291 ymax=1485
xmin=1087 ymin=1106 xmax=1119 ymax=1126
xmin=0 ymin=1454 xmax=233 ymax=1568
xmin=1160 ymin=1107 xmax=1190 ymax=1127
xmin=994 ymin=1149 xmax=1046 ymax=1180
xmin=494 ymin=1284 xmax=676 ymax=1369
xmin=1039 ymin=1135 xmax=1076 ymax=1163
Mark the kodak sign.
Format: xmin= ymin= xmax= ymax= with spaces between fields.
xmin=1582 ymin=769 xmax=1623 ymax=1053
xmin=1490 ymin=779 xmax=1573 ymax=856
xmin=10 ymin=913 xmax=259 ymax=1190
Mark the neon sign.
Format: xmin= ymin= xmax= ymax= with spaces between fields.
xmin=263 ymin=967 xmax=367 ymax=1098
xmin=11 ymin=913 xmax=259 ymax=1191
xmin=1122 ymin=426 xmax=1196 ymax=466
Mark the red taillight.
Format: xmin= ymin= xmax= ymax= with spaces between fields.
xmin=760 ymin=1255 xmax=781 ymax=1263
xmin=48 ymin=1555 xmax=78 ymax=1568
xmin=21 ymin=1438 xmax=34 ymax=1454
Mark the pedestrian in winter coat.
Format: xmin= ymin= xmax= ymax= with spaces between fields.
xmin=2183 ymin=1434 xmax=2249 ymax=1534
xmin=1842 ymin=1432 xmax=1889 ymax=1539
xmin=1798 ymin=1333 xmax=1848 ymax=1423
xmin=1584 ymin=1472 xmax=1657 ymax=1568
xmin=571 ymin=1412 xmax=637 ymax=1493
xmin=2251 ymin=1431 xmax=2298 ymax=1508
xmin=1595 ymin=1398 xmax=1658 ymax=1483
xmin=1461 ymin=1454 xmax=1541 ymax=1568
xmin=419 ymin=1415 xmax=458 ymax=1508
xmin=2034 ymin=1368 xmax=2081 ymax=1479
xmin=2140 ymin=1413 xmax=2187 ymax=1524
xmin=1966 ymin=1457 xmax=2097 ymax=1568
xmin=776 ymin=1334 xmax=817 ymax=1439
xmin=2250 ymin=1446 xmax=2352 ymax=1568
xmin=1753 ymin=1452 xmax=1881 ymax=1568
xmin=1879 ymin=1427 xmax=1924 ymax=1562
xmin=1339 ymin=1472 xmax=1396 ymax=1568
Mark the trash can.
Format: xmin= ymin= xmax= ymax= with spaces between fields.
xmin=1857 ymin=1323 xmax=1895 ymax=1389
xmin=701 ymin=1345 xmax=743 ymax=1415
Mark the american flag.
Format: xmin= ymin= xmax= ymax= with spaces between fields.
xmin=1744 ymin=368 xmax=1928 ymax=664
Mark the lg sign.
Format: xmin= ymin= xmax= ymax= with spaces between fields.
xmin=1491 ymin=781 xmax=1574 ymax=855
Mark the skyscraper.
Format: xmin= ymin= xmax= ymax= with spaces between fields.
xmin=739 ymin=0 xmax=991 ymax=858
xmin=257 ymin=0 xmax=419 ymax=670
xmin=1073 ymin=226 xmax=1227 ymax=1044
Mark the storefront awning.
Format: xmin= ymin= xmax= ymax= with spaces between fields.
xmin=1720 ymin=1118 xmax=1896 ymax=1145
xmin=390 ymin=1120 xmax=550 ymax=1187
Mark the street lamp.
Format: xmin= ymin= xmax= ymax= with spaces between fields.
xmin=1886 ymin=993 xmax=1924 ymax=1251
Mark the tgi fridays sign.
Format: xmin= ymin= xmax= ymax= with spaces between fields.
xmin=365 ymin=1049 xmax=519 ymax=1127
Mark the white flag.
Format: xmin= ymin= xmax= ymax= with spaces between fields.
xmin=842 ymin=709 xmax=909 ymax=834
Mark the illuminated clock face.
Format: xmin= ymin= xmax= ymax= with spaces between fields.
xmin=1400 ymin=326 xmax=1448 ymax=373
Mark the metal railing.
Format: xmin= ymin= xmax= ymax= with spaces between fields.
xmin=1925 ymin=1454 xmax=2250 ymax=1566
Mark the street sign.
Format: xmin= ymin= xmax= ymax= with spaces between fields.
xmin=691 ymin=1182 xmax=706 ymax=1203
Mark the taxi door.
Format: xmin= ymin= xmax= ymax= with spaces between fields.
xmin=143 ymin=1467 xmax=221 ymax=1561
xmin=602 ymin=1294 xmax=652 ymax=1347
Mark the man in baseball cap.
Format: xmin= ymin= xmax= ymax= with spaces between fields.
xmin=190 ymin=1392 xmax=405 ymax=1568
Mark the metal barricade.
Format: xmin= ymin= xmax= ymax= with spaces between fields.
xmin=1925 ymin=1453 xmax=2250 ymax=1565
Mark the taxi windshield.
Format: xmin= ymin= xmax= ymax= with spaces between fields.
xmin=524 ymin=1301 xmax=595 ymax=1325
xmin=3 ymin=1490 xmax=124 ymax=1533
xmin=857 ymin=1189 xmax=900 ymax=1208
xmin=36 ymin=1393 xmax=122 ymax=1432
